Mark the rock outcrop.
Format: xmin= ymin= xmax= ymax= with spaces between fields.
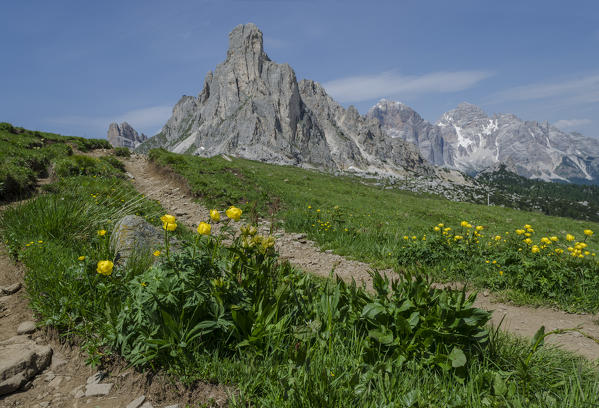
xmin=369 ymin=100 xmax=599 ymax=184
xmin=0 ymin=335 xmax=52 ymax=395
xmin=107 ymin=122 xmax=147 ymax=149
xmin=110 ymin=215 xmax=163 ymax=264
xmin=137 ymin=23 xmax=433 ymax=178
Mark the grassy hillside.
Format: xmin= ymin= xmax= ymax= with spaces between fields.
xmin=0 ymin=122 xmax=113 ymax=200
xmin=149 ymin=149 xmax=599 ymax=311
xmin=1 ymin=133 xmax=598 ymax=406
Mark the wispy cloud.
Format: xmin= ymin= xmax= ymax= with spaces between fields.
xmin=488 ymin=74 xmax=599 ymax=105
xmin=322 ymin=70 xmax=493 ymax=103
xmin=49 ymin=105 xmax=172 ymax=136
xmin=553 ymin=118 xmax=592 ymax=130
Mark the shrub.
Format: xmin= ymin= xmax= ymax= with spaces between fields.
xmin=113 ymin=147 xmax=131 ymax=157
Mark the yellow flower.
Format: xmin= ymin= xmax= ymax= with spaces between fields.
xmin=584 ymin=229 xmax=594 ymax=236
xmin=438 ymin=223 xmax=444 ymax=228
xmin=550 ymin=236 xmax=558 ymax=242
xmin=524 ymin=232 xmax=531 ymax=237
xmin=226 ymin=206 xmax=243 ymax=221
xmin=476 ymin=225 xmax=484 ymax=231
xmin=403 ymin=236 xmax=409 ymax=240
xmin=524 ymin=224 xmax=532 ymax=230
xmin=499 ymin=270 xmax=504 ymax=276
xmin=531 ymin=245 xmax=540 ymax=253
xmin=554 ymin=248 xmax=563 ymax=254
xmin=412 ymin=236 xmax=417 ymax=240
xmin=444 ymin=227 xmax=451 ymax=232
xmin=78 ymin=255 xmax=86 ymax=261
xmin=316 ymin=209 xmax=321 ymax=213
xmin=515 ymin=229 xmax=525 ymax=235
xmin=163 ymin=221 xmax=177 ymax=231
xmin=492 ymin=260 xmax=496 ymax=264
xmin=433 ymin=226 xmax=440 ymax=232
xmin=96 ymin=260 xmax=114 ymax=276
xmin=541 ymin=237 xmax=551 ymax=244
xmin=140 ymin=282 xmax=147 ymax=287
xmin=210 ymin=209 xmax=221 ymax=222
xmin=494 ymin=235 xmax=501 ymax=241
xmin=197 ymin=222 xmax=211 ymax=235
xmin=153 ymin=250 xmax=161 ymax=257
xmin=38 ymin=240 xmax=43 ymax=243
xmin=567 ymin=246 xmax=574 ymax=252
xmin=485 ymin=260 xmax=490 ymax=264
xmin=97 ymin=229 xmax=107 ymax=236
xmin=460 ymin=221 xmax=469 ymax=227
xmin=523 ymin=238 xmax=532 ymax=245
xmin=160 ymin=214 xmax=176 ymax=224
xmin=526 ymin=228 xmax=534 ymax=233
xmin=566 ymin=234 xmax=575 ymax=241
xmin=308 ymin=205 xmax=312 ymax=209
xmin=584 ymin=251 xmax=590 ymax=255
xmin=454 ymin=235 xmax=463 ymax=240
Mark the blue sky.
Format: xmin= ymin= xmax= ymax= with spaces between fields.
xmin=2 ymin=0 xmax=598 ymax=139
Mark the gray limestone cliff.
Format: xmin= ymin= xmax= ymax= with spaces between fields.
xmin=137 ymin=23 xmax=433 ymax=178
xmin=107 ymin=122 xmax=147 ymax=148
xmin=369 ymin=99 xmax=599 ymax=184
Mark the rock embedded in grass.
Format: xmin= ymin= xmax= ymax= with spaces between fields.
xmin=16 ymin=321 xmax=36 ymax=335
xmin=110 ymin=215 xmax=164 ymax=264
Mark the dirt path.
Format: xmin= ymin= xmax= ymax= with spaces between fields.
xmin=124 ymin=154 xmax=599 ymax=362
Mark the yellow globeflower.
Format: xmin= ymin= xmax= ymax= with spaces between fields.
xmin=566 ymin=234 xmax=575 ymax=241
xmin=403 ymin=236 xmax=409 ymax=240
xmin=460 ymin=221 xmax=469 ymax=228
xmin=584 ymin=229 xmax=594 ymax=236
xmin=226 ymin=206 xmax=243 ymax=221
xmin=476 ymin=225 xmax=484 ymax=231
xmin=163 ymin=221 xmax=177 ymax=231
xmin=78 ymin=255 xmax=86 ymax=261
xmin=550 ymin=236 xmax=558 ymax=242
xmin=499 ymin=270 xmax=504 ymax=276
xmin=96 ymin=260 xmax=113 ymax=276
xmin=531 ymin=245 xmax=540 ymax=253
xmin=197 ymin=222 xmax=211 ymax=235
xmin=433 ymin=226 xmax=440 ymax=232
xmin=494 ymin=235 xmax=501 ymax=241
xmin=523 ymin=238 xmax=532 ymax=245
xmin=541 ymin=237 xmax=551 ymax=244
xmin=210 ymin=209 xmax=221 ymax=222
xmin=524 ymin=224 xmax=532 ymax=230
xmin=153 ymin=250 xmax=161 ymax=257
xmin=555 ymin=248 xmax=563 ymax=254
xmin=515 ymin=229 xmax=525 ymax=235
xmin=97 ymin=229 xmax=107 ymax=236
xmin=160 ymin=214 xmax=176 ymax=224
xmin=454 ymin=235 xmax=463 ymax=240
xmin=438 ymin=223 xmax=444 ymax=228
xmin=444 ymin=227 xmax=451 ymax=232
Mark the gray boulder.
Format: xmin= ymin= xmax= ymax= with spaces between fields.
xmin=0 ymin=335 xmax=52 ymax=395
xmin=110 ymin=215 xmax=163 ymax=263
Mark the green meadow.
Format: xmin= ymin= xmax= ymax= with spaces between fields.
xmin=0 ymin=126 xmax=597 ymax=406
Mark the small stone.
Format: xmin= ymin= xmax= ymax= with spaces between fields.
xmin=48 ymin=376 xmax=63 ymax=388
xmin=44 ymin=373 xmax=56 ymax=382
xmin=139 ymin=402 xmax=154 ymax=408
xmin=163 ymin=405 xmax=180 ymax=408
xmin=126 ymin=395 xmax=146 ymax=408
xmin=85 ymin=382 xmax=113 ymax=397
xmin=0 ymin=283 xmax=21 ymax=296
xmin=17 ymin=321 xmax=37 ymax=335
xmin=86 ymin=372 xmax=106 ymax=385
xmin=483 ymin=290 xmax=490 ymax=297
xmin=39 ymin=402 xmax=50 ymax=408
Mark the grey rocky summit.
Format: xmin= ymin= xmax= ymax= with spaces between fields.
xmin=137 ymin=23 xmax=433 ymax=178
xmin=107 ymin=122 xmax=147 ymax=148
xmin=369 ymin=99 xmax=599 ymax=184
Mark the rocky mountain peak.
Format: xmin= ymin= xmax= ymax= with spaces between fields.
xmin=107 ymin=122 xmax=146 ymax=148
xmin=439 ymin=102 xmax=488 ymax=124
xmin=227 ymin=23 xmax=270 ymax=64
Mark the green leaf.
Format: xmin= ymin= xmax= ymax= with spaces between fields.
xmin=492 ymin=373 xmax=507 ymax=396
xmin=362 ymin=302 xmax=386 ymax=320
xmin=448 ymin=347 xmax=467 ymax=368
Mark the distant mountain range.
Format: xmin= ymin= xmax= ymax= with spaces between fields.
xmin=129 ymin=23 xmax=599 ymax=185
xmin=368 ymin=100 xmax=599 ymax=184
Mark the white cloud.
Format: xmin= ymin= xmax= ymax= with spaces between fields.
xmin=322 ymin=70 xmax=493 ymax=103
xmin=50 ymin=105 xmax=173 ymax=136
xmin=553 ymin=118 xmax=592 ymax=130
xmin=488 ymin=74 xmax=599 ymax=105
